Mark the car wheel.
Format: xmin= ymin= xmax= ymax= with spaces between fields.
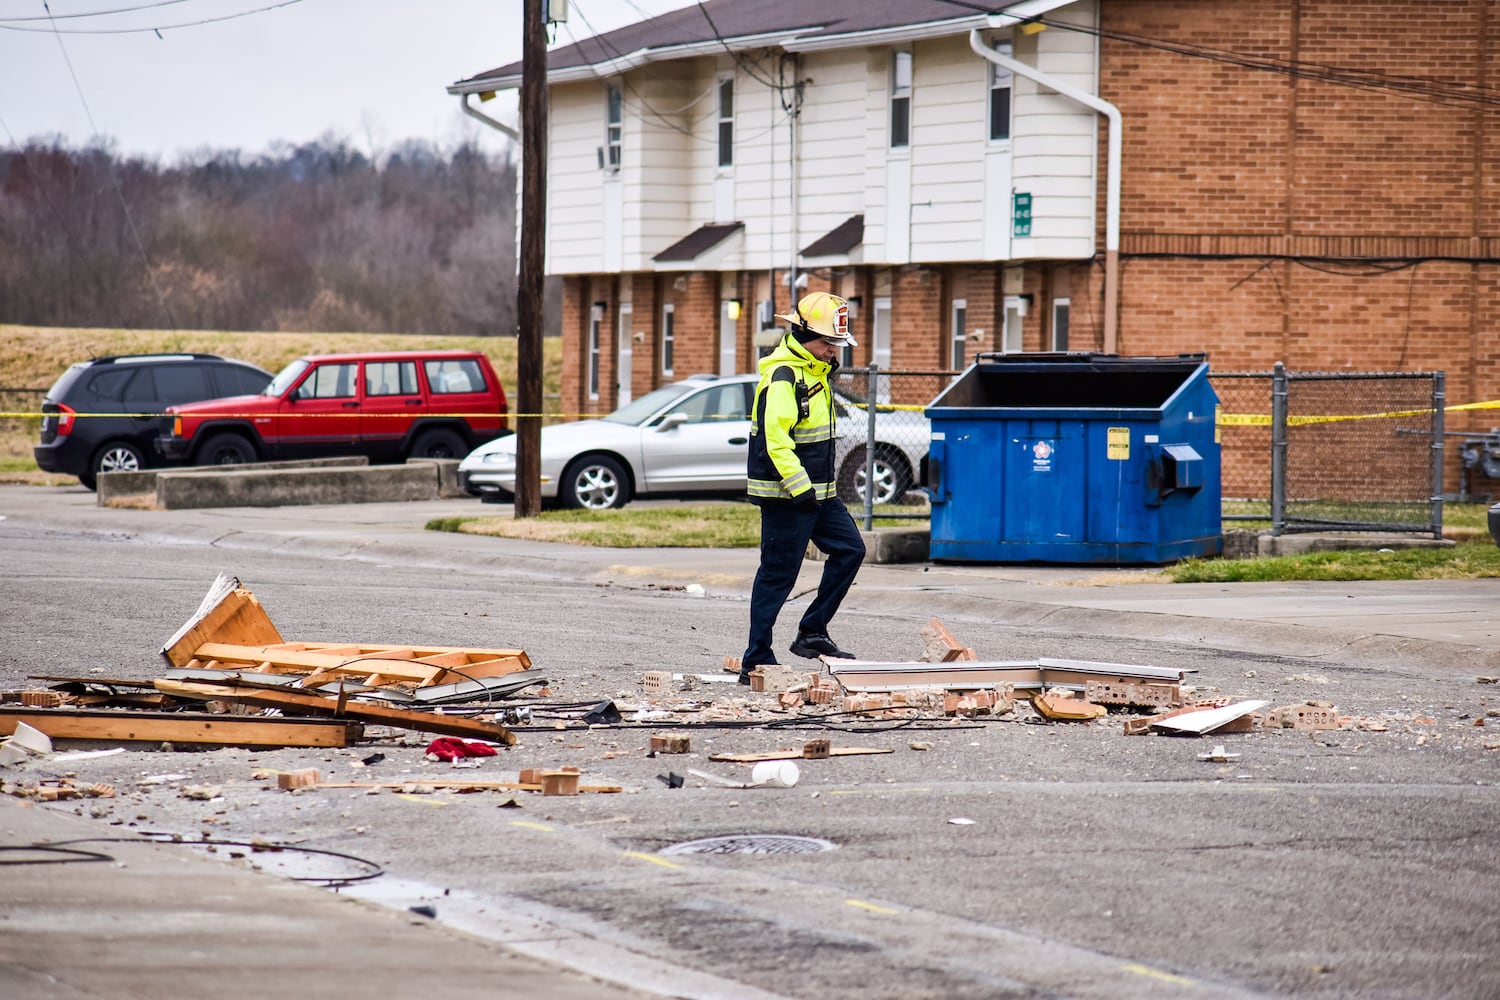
xmin=410 ymin=427 xmax=467 ymax=460
xmin=561 ymin=455 xmax=630 ymax=510
xmin=197 ymin=432 xmax=257 ymax=466
xmin=841 ymin=447 xmax=912 ymax=506
xmin=83 ymin=441 xmax=146 ymax=490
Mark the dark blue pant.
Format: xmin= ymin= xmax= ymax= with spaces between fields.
xmin=741 ymin=497 xmax=866 ymax=672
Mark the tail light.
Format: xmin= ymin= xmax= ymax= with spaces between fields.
xmin=55 ymin=403 xmax=76 ymax=436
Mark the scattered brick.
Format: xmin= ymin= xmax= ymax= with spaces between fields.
xmin=650 ymin=734 xmax=691 ymax=754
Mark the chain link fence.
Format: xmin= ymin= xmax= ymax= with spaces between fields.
xmin=1214 ymin=367 xmax=1442 ymax=536
xmin=830 ymin=366 xmax=954 ymax=527
xmin=835 ymin=365 xmax=1443 ymax=539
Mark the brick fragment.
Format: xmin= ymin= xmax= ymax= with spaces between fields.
xmin=276 ymin=769 xmax=321 ymax=790
xmin=650 ymin=734 xmax=691 ymax=754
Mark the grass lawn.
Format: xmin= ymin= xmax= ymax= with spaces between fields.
xmin=427 ymin=502 xmax=934 ymax=548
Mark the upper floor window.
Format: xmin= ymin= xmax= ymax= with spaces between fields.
xmin=989 ymin=40 xmax=1013 ymax=142
xmin=890 ymin=50 xmax=911 ymax=149
xmin=604 ymin=84 xmax=623 ymax=172
xmin=717 ymin=78 xmax=734 ymax=168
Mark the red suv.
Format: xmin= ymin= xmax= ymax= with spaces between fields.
xmin=157 ymin=350 xmax=508 ymax=466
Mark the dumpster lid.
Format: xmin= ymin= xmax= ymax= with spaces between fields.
xmin=929 ymin=352 xmax=1211 ymax=412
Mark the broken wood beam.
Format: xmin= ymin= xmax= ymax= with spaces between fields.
xmin=0 ymin=708 xmax=361 ymax=748
xmin=152 ymin=678 xmax=515 ymax=745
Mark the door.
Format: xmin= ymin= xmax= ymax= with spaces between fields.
xmin=718 ymin=300 xmax=738 ymax=376
xmin=639 ymin=381 xmax=752 ymax=492
xmin=617 ymin=304 xmax=634 ymax=407
xmin=872 ymin=297 xmax=893 ymax=403
xmin=359 ymin=359 xmax=421 ymax=460
xmin=279 ymin=361 xmax=359 ymax=458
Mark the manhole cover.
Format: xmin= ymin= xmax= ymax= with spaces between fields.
xmin=660 ymin=834 xmax=836 ymax=856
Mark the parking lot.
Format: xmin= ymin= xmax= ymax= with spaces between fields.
xmin=2 ymin=486 xmax=1499 ymax=999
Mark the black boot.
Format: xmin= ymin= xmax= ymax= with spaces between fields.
xmin=789 ymin=633 xmax=856 ymax=660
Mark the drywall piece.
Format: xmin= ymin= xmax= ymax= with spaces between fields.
xmin=1151 ymin=700 xmax=1269 ymax=736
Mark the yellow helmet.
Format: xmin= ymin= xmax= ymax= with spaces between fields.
xmin=777 ymin=291 xmax=857 ymax=347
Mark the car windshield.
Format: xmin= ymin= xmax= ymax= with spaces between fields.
xmin=602 ymin=382 xmax=706 ymax=426
xmin=265 ymin=358 xmax=310 ymax=397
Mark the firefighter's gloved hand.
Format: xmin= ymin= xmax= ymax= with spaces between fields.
xmin=792 ymin=489 xmax=820 ymax=510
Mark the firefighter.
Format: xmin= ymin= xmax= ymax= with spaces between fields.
xmin=739 ymin=290 xmax=867 ymax=684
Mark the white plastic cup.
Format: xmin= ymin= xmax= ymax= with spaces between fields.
xmin=750 ymin=760 xmax=800 ymax=788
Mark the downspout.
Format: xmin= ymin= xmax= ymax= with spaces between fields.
xmin=460 ymin=92 xmax=521 ymax=141
xmin=968 ymin=29 xmax=1122 ymax=353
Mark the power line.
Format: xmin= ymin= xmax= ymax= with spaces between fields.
xmin=0 ymin=0 xmax=304 ymax=34
xmin=0 ymin=0 xmax=198 ymax=23
xmin=30 ymin=1 xmax=177 ymax=328
xmin=1042 ymin=16 xmax=1500 ymax=114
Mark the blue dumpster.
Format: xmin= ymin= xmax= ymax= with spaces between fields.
xmin=925 ymin=353 xmax=1221 ymax=564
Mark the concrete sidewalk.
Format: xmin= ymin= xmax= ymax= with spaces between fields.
xmin=0 ymin=800 xmax=645 ymax=1000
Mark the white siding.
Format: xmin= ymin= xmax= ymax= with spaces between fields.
xmin=542 ymin=0 xmax=1101 ymax=273
xmin=908 ymin=35 xmax=987 ymax=262
xmin=787 ymin=51 xmax=868 ymax=263
xmin=546 ymin=81 xmax=609 ymax=274
xmin=1008 ymin=0 xmax=1100 ymax=261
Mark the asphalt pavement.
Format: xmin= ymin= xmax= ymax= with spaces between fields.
xmin=2 ymin=484 xmax=1497 ymax=999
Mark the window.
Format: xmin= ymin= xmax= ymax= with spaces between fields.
xmin=588 ymin=303 xmax=604 ymax=400
xmin=364 ymin=361 xmax=417 ymax=397
xmin=717 ymin=78 xmax=734 ymax=168
xmin=890 ymin=50 xmax=911 ymax=149
xmin=673 ymin=383 xmax=748 ymax=424
xmin=424 ymin=359 xmax=486 ymax=395
xmin=1052 ymin=298 xmax=1070 ymax=351
xmin=604 ymin=84 xmax=623 ymax=171
xmin=989 ymin=40 xmax=1013 ymax=141
xmin=661 ymin=303 xmax=675 ymax=376
xmin=950 ymin=299 xmax=968 ymax=370
xmin=299 ymin=363 xmax=358 ymax=399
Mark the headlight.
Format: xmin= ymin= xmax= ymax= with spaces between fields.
xmin=481 ymin=451 xmax=515 ymax=469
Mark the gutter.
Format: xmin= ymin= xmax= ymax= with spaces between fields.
xmin=460 ymin=92 xmax=519 ymax=142
xmin=969 ymin=26 xmax=1122 ymax=354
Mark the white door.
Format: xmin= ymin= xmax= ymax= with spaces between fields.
xmin=616 ymin=304 xmax=634 ymax=406
xmin=872 ymin=297 xmax=893 ymax=402
xmin=718 ymin=301 xmax=738 ymax=376
xmin=1003 ymin=297 xmax=1025 ymax=354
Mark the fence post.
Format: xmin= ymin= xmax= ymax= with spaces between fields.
xmin=863 ymin=363 xmax=878 ymax=531
xmin=1431 ymin=371 xmax=1446 ymax=540
xmin=1270 ymin=361 xmax=1287 ymax=536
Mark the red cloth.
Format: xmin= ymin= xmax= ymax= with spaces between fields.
xmin=424 ymin=738 xmax=499 ymax=762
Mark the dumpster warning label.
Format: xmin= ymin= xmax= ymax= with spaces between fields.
xmin=1031 ymin=439 xmax=1054 ymax=472
xmin=1107 ymin=427 xmax=1130 ymax=460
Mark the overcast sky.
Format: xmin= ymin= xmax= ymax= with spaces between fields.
xmin=0 ymin=0 xmax=695 ymax=161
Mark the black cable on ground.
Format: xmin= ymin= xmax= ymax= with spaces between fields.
xmin=40 ymin=836 xmax=384 ymax=886
xmin=0 ymin=844 xmax=114 ymax=866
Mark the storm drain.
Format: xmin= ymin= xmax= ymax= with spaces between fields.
xmin=660 ymin=834 xmax=837 ymax=856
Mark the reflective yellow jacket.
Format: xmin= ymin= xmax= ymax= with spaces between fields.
xmin=746 ymin=333 xmax=837 ymax=504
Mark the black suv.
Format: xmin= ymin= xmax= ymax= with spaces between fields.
xmin=35 ymin=353 xmax=272 ymax=489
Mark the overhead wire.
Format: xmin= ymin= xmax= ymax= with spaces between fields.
xmin=0 ymin=0 xmax=306 ymax=34
xmin=0 ymin=0 xmax=198 ymax=23
xmin=929 ymin=1 xmax=1500 ymax=112
xmin=31 ymin=1 xmax=177 ymax=328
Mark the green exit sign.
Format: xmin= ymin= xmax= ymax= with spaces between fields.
xmin=1013 ymin=192 xmax=1032 ymax=237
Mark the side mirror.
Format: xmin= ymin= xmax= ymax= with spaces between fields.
xmin=658 ymin=412 xmax=689 ymax=431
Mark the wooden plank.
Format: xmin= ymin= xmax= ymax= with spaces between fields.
xmin=0 ymin=708 xmax=359 ymax=747
xmin=153 ymin=678 xmax=515 ymax=744
xmin=186 ymin=643 xmax=529 ymax=686
xmin=708 ymin=747 xmax=894 ymax=763
xmin=309 ymin=779 xmax=621 ymax=793
xmin=161 ymin=583 xmax=283 ymax=667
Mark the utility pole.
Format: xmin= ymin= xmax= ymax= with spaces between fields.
xmin=515 ymin=0 xmax=548 ymax=518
